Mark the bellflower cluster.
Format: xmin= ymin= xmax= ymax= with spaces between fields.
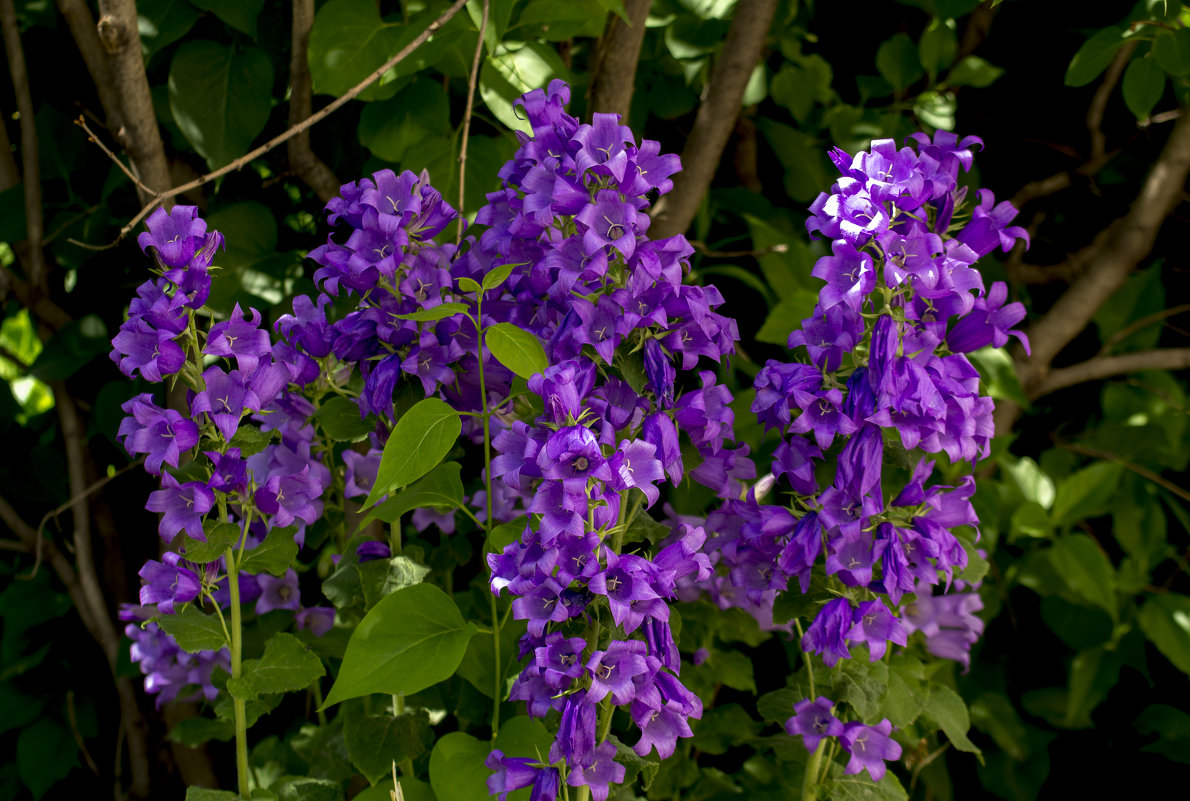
xmin=466 ymin=82 xmax=750 ymax=800
xmin=114 ymin=208 xmax=341 ymax=702
xmin=671 ymin=134 xmax=1026 ymax=775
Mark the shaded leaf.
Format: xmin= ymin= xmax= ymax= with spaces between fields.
xmin=322 ymin=584 xmax=478 ymax=707
xmin=227 ymin=633 xmax=325 ymax=700
xmin=367 ymin=399 xmax=461 ymax=507
xmin=486 ymin=322 xmax=548 ymax=380
xmin=1138 ymin=593 xmax=1190 ymax=676
xmin=923 ymin=684 xmax=981 ymax=755
xmin=157 ymin=605 xmax=227 ymax=653
xmin=169 ymin=41 xmax=273 ymax=170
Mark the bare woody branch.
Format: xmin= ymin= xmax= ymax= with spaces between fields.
xmin=1016 ymin=112 xmax=1190 ymax=391
xmin=80 ymin=0 xmax=470 ymax=251
xmin=588 ymin=0 xmax=653 ymax=123
xmin=95 ymin=0 xmax=172 ymax=201
xmin=56 ymin=0 xmax=125 ymax=134
xmin=1 ymin=0 xmax=46 ymax=294
xmin=1029 ymin=348 xmax=1190 ymax=399
xmin=650 ymin=0 xmax=778 ymax=239
xmin=289 ymin=0 xmax=341 ymax=203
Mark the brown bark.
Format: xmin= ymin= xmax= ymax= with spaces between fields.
xmin=289 ymin=0 xmax=341 ymax=203
xmin=650 ymin=0 xmax=778 ymax=239
xmin=588 ymin=0 xmax=652 ymax=123
xmin=95 ymin=0 xmax=172 ymax=200
xmin=996 ymin=111 xmax=1190 ymax=435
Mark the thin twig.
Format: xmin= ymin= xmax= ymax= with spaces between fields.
xmin=73 ymin=0 xmax=470 ymax=252
xmin=0 ymin=0 xmax=46 ymax=294
xmin=1088 ymin=41 xmax=1136 ymax=163
xmin=1097 ymin=303 xmax=1190 ymax=356
xmin=73 ymin=116 xmax=156 ymax=196
xmin=31 ymin=455 xmax=145 ymax=579
xmin=67 ymin=690 xmax=101 ymax=777
xmin=43 ymin=204 xmax=101 ymax=246
xmin=1057 ymin=440 xmax=1190 ymax=505
xmin=690 ymin=240 xmax=788 ymax=259
xmin=458 ymin=0 xmax=489 ymax=244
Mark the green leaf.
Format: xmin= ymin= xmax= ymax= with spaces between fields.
xmin=309 ymin=0 xmax=460 ymax=102
xmin=238 ymin=527 xmax=300 ymax=577
xmin=946 ymin=55 xmax=1004 ymax=88
xmin=1153 ymin=27 xmax=1190 ymax=76
xmin=482 ymin=262 xmax=516 ymax=292
xmin=1136 ymin=704 xmax=1190 ymax=764
xmin=1050 ymin=461 xmax=1123 ymax=528
xmin=273 ymin=776 xmax=344 ymax=801
xmin=969 ymin=692 xmax=1029 ymax=760
xmin=189 ymin=0 xmax=265 ymax=36
xmin=1050 ymin=534 xmax=1117 ymax=619
xmin=169 ymin=41 xmax=274 ymax=170
xmin=755 ymin=292 xmax=819 ymax=346
xmin=1123 ymin=56 xmax=1165 ymax=119
xmin=879 ymin=656 xmax=930 ymax=728
xmin=691 ymin=703 xmax=763 ymax=755
xmin=17 ymin=718 xmax=77 ymax=801
xmin=757 ymin=688 xmax=802 ymax=724
xmin=1138 ymin=593 xmax=1190 ymax=676
xmin=968 ymin=346 xmax=1028 ymax=409
xmin=429 ymin=731 xmax=491 ymax=801
xmin=157 ymin=605 xmax=227 ymax=653
xmin=179 ymin=521 xmax=241 ymax=564
xmin=835 ymin=658 xmax=888 ymax=720
xmin=494 ymin=714 xmax=555 ymax=764
xmin=185 ymin=789 xmax=240 ymax=801
xmin=360 ymin=556 xmax=432 ymax=609
xmin=956 ymin=528 xmax=989 ymax=584
xmin=923 ymin=684 xmax=982 ymax=756
xmin=168 ymin=716 xmax=235 ymax=746
xmin=457 ymin=276 xmax=483 ymax=293
xmin=486 ymin=322 xmax=548 ymax=380
xmin=1065 ymin=27 xmax=1127 ymax=87
xmin=480 ymin=42 xmax=570 ymax=134
xmin=456 ymin=614 xmax=523 ymax=698
xmin=138 ymin=0 xmax=201 ymax=60
xmin=392 ymin=302 xmax=470 ymax=321
xmin=29 ymin=315 xmax=109 ymax=382
xmin=918 ymin=17 xmax=957 ymax=82
xmin=512 ymin=1 xmax=604 ymax=41
xmin=227 ymin=633 xmax=325 ymax=700
xmin=1064 ymin=646 xmax=1121 ymax=728
xmin=359 ymin=77 xmax=451 ymax=162
xmin=825 ymin=771 xmax=909 ymax=801
xmin=363 ymin=462 xmax=464 ymax=527
xmin=487 ymin=516 xmax=527 ymax=552
xmin=322 ymin=583 xmax=478 ymax=707
xmin=344 ymin=710 xmax=433 ymax=785
xmin=875 ymin=34 xmax=924 ymax=91
xmin=367 ymin=398 xmax=461 ymax=507
xmin=316 ymin=396 xmax=373 ymax=443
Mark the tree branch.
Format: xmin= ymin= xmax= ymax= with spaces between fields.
xmin=1017 ymin=111 xmax=1190 ymax=391
xmin=1088 ymin=41 xmax=1137 ymax=162
xmin=1 ymin=0 xmax=46 ymax=294
xmin=95 ymin=0 xmax=172 ymax=201
xmin=0 ymin=100 xmax=20 ymax=190
xmin=79 ymin=0 xmax=471 ymax=251
xmin=1029 ymin=348 xmax=1190 ymax=399
xmin=288 ymin=0 xmax=341 ymax=203
xmin=588 ymin=0 xmax=652 ymax=123
xmin=649 ymin=0 xmax=777 ymax=239
xmin=56 ymin=0 xmax=125 ymax=135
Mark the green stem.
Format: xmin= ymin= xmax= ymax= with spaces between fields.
xmin=225 ymin=546 xmax=249 ymax=798
xmin=802 ymin=740 xmax=824 ymax=801
xmin=794 ymin=619 xmax=816 ymax=700
xmin=311 ymin=680 xmax=327 ymax=727
xmin=475 ymin=293 xmax=502 ymax=741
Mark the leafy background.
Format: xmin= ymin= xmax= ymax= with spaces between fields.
xmin=0 ymin=0 xmax=1188 ymax=799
